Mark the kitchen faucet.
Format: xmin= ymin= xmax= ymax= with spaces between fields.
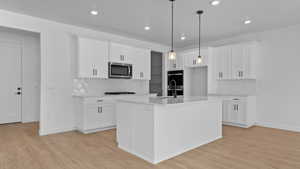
xmin=170 ymin=79 xmax=177 ymax=98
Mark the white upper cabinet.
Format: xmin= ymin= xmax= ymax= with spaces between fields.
xmin=78 ymin=38 xmax=151 ymax=80
xmin=215 ymin=46 xmax=231 ymax=80
xmin=183 ymin=48 xmax=209 ymax=68
xmin=78 ymin=37 xmax=109 ymax=79
xmin=214 ymin=42 xmax=258 ymax=80
xmin=109 ymin=43 xmax=133 ymax=63
xmin=231 ymin=43 xmax=257 ymax=79
xmin=132 ymin=48 xmax=151 ymax=80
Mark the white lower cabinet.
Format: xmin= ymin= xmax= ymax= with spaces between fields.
xmin=222 ymin=96 xmax=256 ymax=128
xmin=75 ymin=97 xmax=116 ymax=134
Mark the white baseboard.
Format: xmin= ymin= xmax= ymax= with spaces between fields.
xmin=39 ymin=127 xmax=76 ymax=136
xmin=256 ymin=121 xmax=300 ymax=133
xmin=79 ymin=126 xmax=116 ymax=134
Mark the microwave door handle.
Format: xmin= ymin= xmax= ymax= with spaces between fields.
xmin=128 ymin=66 xmax=131 ymax=75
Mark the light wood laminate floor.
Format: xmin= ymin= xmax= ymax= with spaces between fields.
xmin=0 ymin=123 xmax=300 ymax=169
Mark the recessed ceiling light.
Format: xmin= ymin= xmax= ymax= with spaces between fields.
xmin=90 ymin=10 xmax=99 ymax=16
xmin=144 ymin=26 xmax=151 ymax=30
xmin=180 ymin=35 xmax=186 ymax=40
xmin=210 ymin=0 xmax=221 ymax=6
xmin=244 ymin=19 xmax=252 ymax=25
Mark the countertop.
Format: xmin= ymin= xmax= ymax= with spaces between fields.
xmin=116 ymin=96 xmax=222 ymax=105
xmin=72 ymin=93 xmax=157 ymax=99
xmin=208 ymin=93 xmax=255 ymax=97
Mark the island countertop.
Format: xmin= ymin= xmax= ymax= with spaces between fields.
xmin=116 ymin=96 xmax=222 ymax=105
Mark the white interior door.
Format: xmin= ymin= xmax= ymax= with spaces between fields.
xmin=0 ymin=42 xmax=22 ymax=124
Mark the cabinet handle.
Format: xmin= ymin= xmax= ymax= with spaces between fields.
xmin=98 ymin=106 xmax=103 ymax=113
xmin=219 ymin=72 xmax=223 ymax=78
xmin=241 ymin=71 xmax=243 ymax=77
xmin=120 ymin=55 xmax=125 ymax=61
xmin=92 ymin=69 xmax=95 ymax=76
xmin=237 ymin=104 xmax=239 ymax=111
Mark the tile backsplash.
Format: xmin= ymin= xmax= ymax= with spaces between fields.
xmin=73 ymin=78 xmax=149 ymax=96
xmin=215 ymin=80 xmax=256 ymax=95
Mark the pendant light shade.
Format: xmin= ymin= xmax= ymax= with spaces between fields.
xmin=197 ymin=10 xmax=204 ymax=63
xmin=168 ymin=0 xmax=176 ymax=60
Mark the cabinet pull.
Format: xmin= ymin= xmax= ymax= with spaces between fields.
xmin=92 ymin=69 xmax=96 ymax=76
xmin=241 ymin=71 xmax=243 ymax=77
xmin=237 ymin=105 xmax=239 ymax=111
xmin=98 ymin=106 xmax=103 ymax=113
xmin=120 ymin=55 xmax=125 ymax=61
xmin=219 ymin=72 xmax=223 ymax=78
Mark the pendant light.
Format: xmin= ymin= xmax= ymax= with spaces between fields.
xmin=168 ymin=0 xmax=176 ymax=60
xmin=197 ymin=10 xmax=204 ymax=63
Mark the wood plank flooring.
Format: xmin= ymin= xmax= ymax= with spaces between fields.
xmin=0 ymin=123 xmax=300 ymax=169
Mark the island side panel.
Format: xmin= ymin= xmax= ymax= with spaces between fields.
xmin=116 ymin=102 xmax=155 ymax=163
xmin=153 ymin=100 xmax=222 ymax=163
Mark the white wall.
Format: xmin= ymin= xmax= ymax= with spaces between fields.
xmin=203 ymin=24 xmax=300 ymax=132
xmin=0 ymin=10 xmax=169 ymax=135
xmin=0 ymin=27 xmax=40 ymax=123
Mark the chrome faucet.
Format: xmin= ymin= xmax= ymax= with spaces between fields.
xmin=170 ymin=80 xmax=177 ymax=98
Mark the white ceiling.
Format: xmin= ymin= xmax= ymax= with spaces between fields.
xmin=1 ymin=0 xmax=300 ymax=48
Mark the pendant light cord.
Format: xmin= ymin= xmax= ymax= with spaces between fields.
xmin=199 ymin=12 xmax=201 ymax=57
xmin=171 ymin=1 xmax=174 ymax=51
xmin=197 ymin=10 xmax=203 ymax=57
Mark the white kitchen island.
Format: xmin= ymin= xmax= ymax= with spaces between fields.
xmin=116 ymin=96 xmax=223 ymax=164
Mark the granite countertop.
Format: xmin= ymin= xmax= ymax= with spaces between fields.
xmin=116 ymin=96 xmax=222 ymax=105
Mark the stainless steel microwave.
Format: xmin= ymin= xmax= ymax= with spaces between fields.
xmin=108 ymin=62 xmax=132 ymax=79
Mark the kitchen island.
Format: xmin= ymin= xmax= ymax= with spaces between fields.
xmin=116 ymin=96 xmax=223 ymax=164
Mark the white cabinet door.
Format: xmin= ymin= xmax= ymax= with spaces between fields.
xmin=84 ymin=100 xmax=116 ymax=131
xmin=222 ymin=100 xmax=232 ymax=122
xmin=231 ymin=44 xmax=246 ymax=79
xmin=214 ymin=42 xmax=257 ymax=80
xmin=184 ymin=51 xmax=197 ymax=67
xmin=101 ymin=103 xmax=116 ymax=127
xmin=215 ymin=46 xmax=231 ymax=80
xmin=132 ymin=48 xmax=151 ymax=80
xmin=78 ymin=37 xmax=109 ymax=78
xmin=110 ymin=43 xmax=132 ymax=63
xmin=223 ymin=99 xmax=246 ymax=125
xmin=244 ymin=43 xmax=257 ymax=79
